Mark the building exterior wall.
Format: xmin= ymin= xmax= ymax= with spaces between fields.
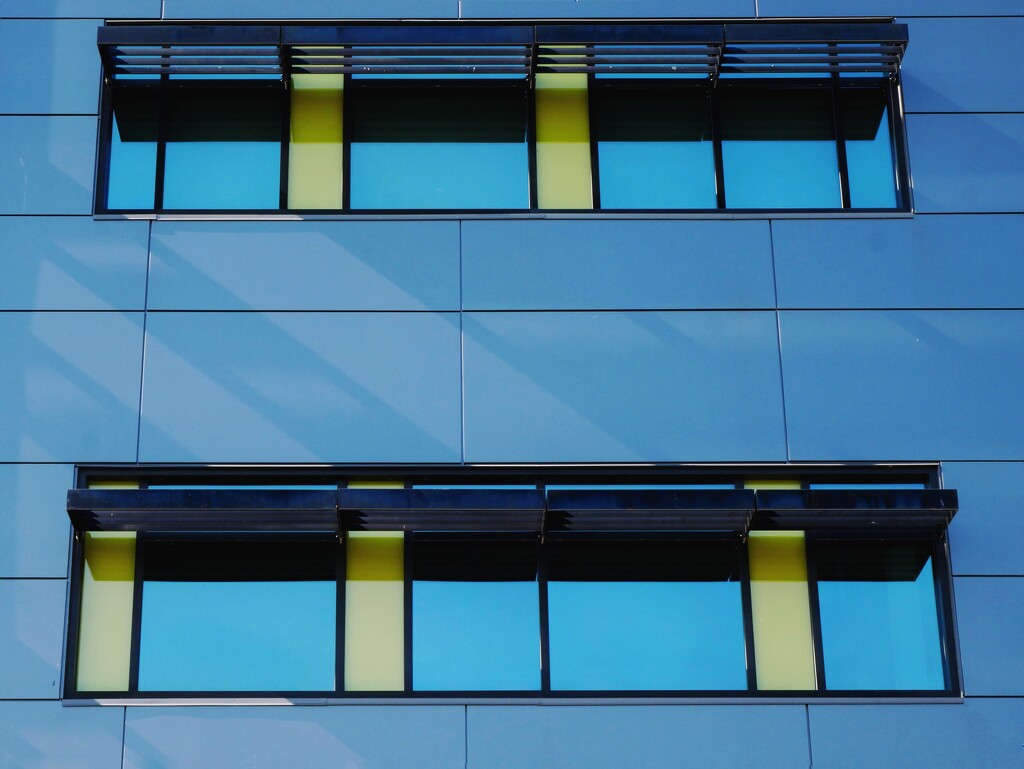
xmin=0 ymin=1 xmax=1021 ymax=767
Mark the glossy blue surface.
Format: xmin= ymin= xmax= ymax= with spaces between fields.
xmin=149 ymin=221 xmax=460 ymax=311
xmin=163 ymin=142 xmax=280 ymax=210
xmin=0 ymin=312 xmax=144 ymax=462
xmin=107 ymin=117 xmax=156 ymax=210
xmin=0 ymin=0 xmax=160 ymax=15
xmin=0 ymin=580 xmax=65 ymax=698
xmin=351 ymin=143 xmax=528 ymax=209
xmin=773 ymin=216 xmax=1024 ymax=309
xmin=808 ymin=699 xmax=1024 ymax=769
xmin=943 ymin=462 xmax=1024 ymax=576
xmin=462 ymin=220 xmax=774 ymax=310
xmin=0 ymin=702 xmax=125 ymax=769
xmin=124 ymin=706 xmax=465 ymax=769
xmin=817 ymin=554 xmax=944 ymax=690
xmin=467 ymin=705 xmax=810 ymax=769
xmin=598 ymin=142 xmax=717 ymax=209
xmin=0 ymin=464 xmax=73 ymax=578
xmin=724 ymin=140 xmax=840 ymax=208
xmin=0 ymin=218 xmax=149 ymax=311
xmin=548 ymin=581 xmax=746 ymax=690
xmin=139 ymin=581 xmax=335 ymax=692
xmin=781 ymin=310 xmax=1024 ymax=460
xmin=0 ymin=19 xmax=99 ymax=114
xmin=413 ymin=581 xmax=540 ymax=691
xmin=460 ymin=0 xmax=754 ymax=17
xmin=846 ymin=105 xmax=897 ymax=208
xmin=138 ymin=312 xmax=462 ymax=463
xmin=163 ymin=0 xmax=459 ymax=17
xmin=901 ymin=18 xmax=1024 ymax=113
xmin=908 ymin=113 xmax=1024 ymax=213
xmin=0 ymin=117 xmax=95 ymax=214
xmin=463 ymin=311 xmax=787 ymax=462
xmin=953 ymin=576 xmax=1024 ymax=695
xmin=758 ymin=0 xmax=1024 ymax=14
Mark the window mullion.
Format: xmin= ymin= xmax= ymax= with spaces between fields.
xmin=128 ymin=532 xmax=145 ymax=694
xmin=831 ymin=72 xmax=853 ymax=209
xmin=803 ymin=533 xmax=828 ymax=692
xmin=709 ymin=83 xmax=726 ymax=210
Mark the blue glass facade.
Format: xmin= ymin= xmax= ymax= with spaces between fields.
xmin=0 ymin=4 xmax=1021 ymax=769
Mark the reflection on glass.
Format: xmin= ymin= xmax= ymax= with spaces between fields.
xmin=720 ymin=88 xmax=840 ymax=208
xmin=412 ymin=537 xmax=539 ymax=690
xmin=107 ymin=88 xmax=158 ymax=209
xmin=137 ymin=540 xmax=335 ymax=691
xmin=350 ymin=86 xmax=528 ymax=209
xmin=842 ymin=88 xmax=897 ymax=208
xmin=547 ymin=540 xmax=747 ymax=690
xmin=816 ymin=540 xmax=945 ymax=690
xmin=162 ymin=88 xmax=283 ymax=209
xmin=594 ymin=87 xmax=716 ymax=209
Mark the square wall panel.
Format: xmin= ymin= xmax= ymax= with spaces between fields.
xmin=0 ymin=117 xmax=96 ymax=214
xmin=0 ymin=218 xmax=149 ymax=311
xmin=0 ymin=312 xmax=144 ymax=462
xmin=462 ymin=220 xmax=774 ymax=311
xmin=781 ymin=310 xmax=1024 ymax=460
xmin=0 ymin=702 xmax=124 ymax=769
xmin=0 ymin=464 xmax=74 ymax=578
xmin=463 ymin=311 xmax=787 ymax=462
xmin=149 ymin=221 xmax=459 ymax=311
xmin=953 ymin=576 xmax=1024 ymax=696
xmin=0 ymin=580 xmax=65 ymax=698
xmin=943 ymin=462 xmax=1024 ymax=577
xmin=139 ymin=312 xmax=462 ymax=463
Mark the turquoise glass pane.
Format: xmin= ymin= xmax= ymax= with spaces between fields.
xmin=721 ymin=88 xmax=841 ymax=209
xmin=816 ymin=540 xmax=946 ymax=690
xmin=137 ymin=540 xmax=335 ymax=692
xmin=594 ymin=87 xmax=716 ymax=209
xmin=161 ymin=87 xmax=282 ymax=210
xmin=349 ymin=85 xmax=528 ymax=210
xmin=412 ymin=538 xmax=540 ymax=691
xmin=107 ymin=88 xmax=157 ymax=209
xmin=843 ymin=89 xmax=898 ymax=208
xmin=546 ymin=540 xmax=747 ymax=691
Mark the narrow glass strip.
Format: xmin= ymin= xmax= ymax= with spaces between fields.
xmin=289 ymin=72 xmax=344 ymax=209
xmin=344 ymin=532 xmax=404 ymax=691
xmin=535 ymin=70 xmax=593 ymax=209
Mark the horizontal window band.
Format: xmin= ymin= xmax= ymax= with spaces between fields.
xmin=66 ymin=488 xmax=957 ymax=535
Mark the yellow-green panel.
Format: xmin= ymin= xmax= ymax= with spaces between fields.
xmin=76 ymin=532 xmax=136 ymax=692
xmin=748 ymin=531 xmax=817 ymax=691
xmin=289 ymin=74 xmax=343 ymax=210
xmin=535 ymin=72 xmax=593 ymax=209
xmin=347 ymin=480 xmax=404 ymax=489
xmin=744 ymin=479 xmax=802 ymax=490
xmin=345 ymin=532 xmax=404 ymax=691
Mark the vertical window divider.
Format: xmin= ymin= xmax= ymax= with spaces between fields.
xmin=803 ymin=532 xmax=827 ymax=692
xmin=932 ymin=532 xmax=962 ymax=695
xmin=62 ymin=531 xmax=86 ymax=698
xmin=830 ymin=67 xmax=852 ymax=209
xmin=403 ymin=531 xmax=413 ymax=694
xmin=709 ymin=80 xmax=726 ymax=210
xmin=738 ymin=537 xmax=758 ymax=692
xmin=889 ymin=73 xmax=912 ymax=211
xmin=279 ymin=47 xmax=292 ymax=212
xmin=586 ymin=70 xmax=602 ymax=210
xmin=526 ymin=61 xmax=539 ymax=210
xmin=537 ymin=536 xmax=552 ymax=693
xmin=127 ymin=532 xmax=146 ymax=694
xmin=152 ymin=63 xmax=170 ymax=212
xmin=341 ymin=70 xmax=353 ymax=212
xmin=335 ymin=528 xmax=346 ymax=697
xmin=93 ymin=78 xmax=114 ymax=214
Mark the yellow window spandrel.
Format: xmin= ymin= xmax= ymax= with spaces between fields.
xmin=289 ymin=73 xmax=344 ymax=209
xmin=535 ymin=71 xmax=593 ymax=209
xmin=345 ymin=532 xmax=404 ymax=691
xmin=76 ymin=532 xmax=136 ymax=692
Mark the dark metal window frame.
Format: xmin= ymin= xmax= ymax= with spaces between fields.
xmin=93 ymin=19 xmax=911 ymax=216
xmin=63 ymin=464 xmax=960 ymax=701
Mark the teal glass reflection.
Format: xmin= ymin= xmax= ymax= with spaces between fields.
xmin=547 ymin=541 xmax=748 ymax=691
xmin=350 ymin=85 xmax=528 ymax=209
xmin=816 ymin=540 xmax=946 ymax=690
xmin=594 ymin=87 xmax=716 ymax=209
xmin=842 ymin=88 xmax=898 ymax=208
xmin=137 ymin=540 xmax=335 ymax=692
xmin=107 ymin=88 xmax=158 ymax=209
xmin=162 ymin=87 xmax=282 ymax=210
xmin=412 ymin=538 xmax=540 ymax=691
xmin=721 ymin=88 xmax=841 ymax=208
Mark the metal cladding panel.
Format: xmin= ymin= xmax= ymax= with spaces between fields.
xmin=0 ymin=117 xmax=96 ymax=214
xmin=460 ymin=0 xmax=756 ymax=18
xmin=781 ymin=310 xmax=1024 ymax=460
xmin=161 ymin=0 xmax=460 ymax=19
xmin=138 ymin=312 xmax=463 ymax=463
xmin=0 ymin=19 xmax=100 ymax=115
xmin=0 ymin=0 xmax=160 ymax=15
xmin=0 ymin=312 xmax=144 ymax=462
xmin=953 ymin=577 xmax=1024 ymax=695
xmin=0 ymin=464 xmax=74 ymax=578
xmin=901 ymin=18 xmax=1024 ymax=113
xmin=463 ymin=311 xmax=787 ymax=463
xmin=149 ymin=221 xmax=460 ymax=312
xmin=943 ymin=462 xmax=1024 ymax=577
xmin=467 ymin=705 xmax=810 ymax=769
xmin=757 ymin=0 xmax=1024 ymax=14
xmin=0 ymin=218 xmax=149 ymax=311
xmin=123 ymin=706 xmax=465 ymax=769
xmin=772 ymin=216 xmax=1024 ymax=310
xmin=0 ymin=701 xmax=125 ymax=768
xmin=808 ymin=699 xmax=1024 ymax=769
xmin=0 ymin=580 xmax=65 ymax=698
xmin=908 ymin=113 xmax=1024 ymax=213
xmin=462 ymin=220 xmax=775 ymax=311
